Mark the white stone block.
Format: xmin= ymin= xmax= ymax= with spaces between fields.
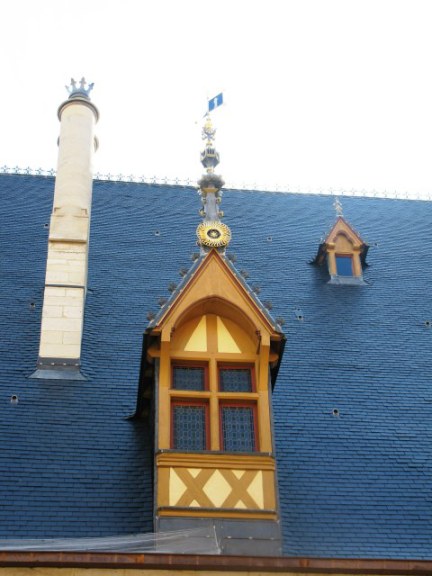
xmin=39 ymin=343 xmax=80 ymax=359
xmin=41 ymin=317 xmax=82 ymax=333
xmin=42 ymin=306 xmax=63 ymax=319
xmin=62 ymin=331 xmax=81 ymax=345
xmin=63 ymin=306 xmax=83 ymax=319
xmin=45 ymin=270 xmax=69 ymax=284
xmin=41 ymin=331 xmax=63 ymax=344
xmin=44 ymin=287 xmax=66 ymax=297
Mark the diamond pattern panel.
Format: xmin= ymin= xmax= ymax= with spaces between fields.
xmin=168 ymin=467 xmax=265 ymax=510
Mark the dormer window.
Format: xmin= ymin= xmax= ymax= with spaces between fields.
xmin=172 ymin=400 xmax=209 ymax=450
xmin=137 ymin=249 xmax=285 ymax=534
xmin=170 ymin=356 xmax=258 ymax=453
xmin=335 ymin=254 xmax=354 ymax=277
xmin=312 ymin=213 xmax=368 ymax=285
xmin=220 ymin=401 xmax=258 ymax=451
xmin=172 ymin=364 xmax=208 ymax=391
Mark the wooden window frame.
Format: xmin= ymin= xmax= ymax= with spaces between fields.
xmin=171 ymin=362 xmax=209 ymax=391
xmin=170 ymin=399 xmax=210 ymax=451
xmin=219 ymin=400 xmax=259 ymax=452
xmin=169 ymin=362 xmax=259 ymax=452
xmin=335 ymin=253 xmax=354 ymax=277
xmin=217 ymin=363 xmax=256 ymax=393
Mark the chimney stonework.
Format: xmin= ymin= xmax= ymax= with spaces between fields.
xmin=33 ymin=84 xmax=98 ymax=378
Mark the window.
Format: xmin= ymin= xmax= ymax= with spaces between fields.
xmin=335 ymin=254 xmax=353 ymax=277
xmin=170 ymin=362 xmax=258 ymax=452
xmin=220 ymin=402 xmax=258 ymax=452
xmin=171 ymin=401 xmax=209 ymax=450
xmin=172 ymin=364 xmax=207 ymax=391
xmin=219 ymin=366 xmax=253 ymax=392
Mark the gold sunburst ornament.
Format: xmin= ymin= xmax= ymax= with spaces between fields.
xmin=196 ymin=221 xmax=231 ymax=248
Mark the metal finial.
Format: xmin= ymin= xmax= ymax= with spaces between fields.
xmin=65 ymin=77 xmax=94 ymax=100
xmin=334 ymin=198 xmax=343 ymax=216
xmin=202 ymin=114 xmax=216 ymax=144
xmin=196 ymin=106 xmax=231 ymax=252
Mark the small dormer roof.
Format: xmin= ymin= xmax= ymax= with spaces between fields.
xmin=313 ymin=215 xmax=369 ymax=267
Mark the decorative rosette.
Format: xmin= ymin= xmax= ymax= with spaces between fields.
xmin=196 ymin=221 xmax=232 ymax=248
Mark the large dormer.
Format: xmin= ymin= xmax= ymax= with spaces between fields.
xmin=135 ymin=111 xmax=285 ymax=555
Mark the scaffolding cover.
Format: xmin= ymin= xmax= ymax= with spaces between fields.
xmin=0 ymin=527 xmax=220 ymax=555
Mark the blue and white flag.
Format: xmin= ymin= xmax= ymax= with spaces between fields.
xmin=208 ymin=93 xmax=223 ymax=112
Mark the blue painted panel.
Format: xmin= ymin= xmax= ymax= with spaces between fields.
xmin=336 ymin=255 xmax=353 ymax=276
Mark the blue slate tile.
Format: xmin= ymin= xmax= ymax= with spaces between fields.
xmin=0 ymin=174 xmax=431 ymax=558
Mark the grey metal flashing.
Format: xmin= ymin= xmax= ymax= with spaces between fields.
xmin=328 ymin=275 xmax=367 ymax=286
xmin=30 ymin=358 xmax=86 ymax=381
xmin=157 ymin=517 xmax=282 ymax=556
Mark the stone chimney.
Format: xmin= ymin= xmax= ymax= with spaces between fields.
xmin=32 ymin=78 xmax=99 ymax=379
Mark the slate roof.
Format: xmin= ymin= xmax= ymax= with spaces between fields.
xmin=1 ymin=173 xmax=431 ymax=558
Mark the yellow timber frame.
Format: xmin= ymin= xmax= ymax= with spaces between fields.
xmin=146 ymin=250 xmax=284 ymax=521
xmin=324 ymin=217 xmax=366 ymax=278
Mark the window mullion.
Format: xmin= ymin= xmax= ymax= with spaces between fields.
xmin=209 ymin=357 xmax=219 ymax=450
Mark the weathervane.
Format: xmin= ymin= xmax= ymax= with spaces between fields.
xmin=65 ymin=77 xmax=94 ymax=100
xmin=333 ymin=198 xmax=343 ymax=216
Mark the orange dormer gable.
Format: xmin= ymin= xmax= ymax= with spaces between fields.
xmin=150 ymin=249 xmax=284 ymax=349
xmin=313 ymin=215 xmax=368 ymax=283
xmin=324 ymin=216 xmax=365 ymax=249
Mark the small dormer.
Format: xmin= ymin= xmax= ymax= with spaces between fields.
xmin=313 ymin=202 xmax=368 ymax=285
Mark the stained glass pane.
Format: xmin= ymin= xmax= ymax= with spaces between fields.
xmin=336 ymin=255 xmax=353 ymax=276
xmin=219 ymin=368 xmax=252 ymax=392
xmin=173 ymin=366 xmax=205 ymax=391
xmin=173 ymin=405 xmax=206 ymax=450
xmin=221 ymin=406 xmax=256 ymax=452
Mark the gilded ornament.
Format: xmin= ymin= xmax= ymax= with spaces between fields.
xmin=196 ymin=221 xmax=231 ymax=248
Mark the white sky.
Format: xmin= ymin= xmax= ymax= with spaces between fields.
xmin=1 ymin=0 xmax=432 ymax=198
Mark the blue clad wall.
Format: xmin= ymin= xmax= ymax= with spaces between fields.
xmin=0 ymin=173 xmax=431 ymax=558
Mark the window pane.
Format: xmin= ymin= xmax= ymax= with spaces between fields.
xmin=221 ymin=406 xmax=256 ymax=452
xmin=173 ymin=405 xmax=207 ymax=450
xmin=336 ymin=255 xmax=353 ymax=276
xmin=219 ymin=368 xmax=252 ymax=392
xmin=173 ymin=366 xmax=205 ymax=391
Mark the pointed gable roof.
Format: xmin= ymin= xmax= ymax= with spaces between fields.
xmin=313 ymin=215 xmax=369 ymax=266
xmin=325 ymin=215 xmax=366 ymax=247
xmin=148 ymin=249 xmax=284 ymax=339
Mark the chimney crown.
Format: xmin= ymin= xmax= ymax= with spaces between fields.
xmin=65 ymin=77 xmax=94 ymax=100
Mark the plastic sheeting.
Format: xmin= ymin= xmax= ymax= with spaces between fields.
xmin=0 ymin=526 xmax=220 ymax=555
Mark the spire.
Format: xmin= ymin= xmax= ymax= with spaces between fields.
xmin=196 ymin=113 xmax=231 ymax=252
